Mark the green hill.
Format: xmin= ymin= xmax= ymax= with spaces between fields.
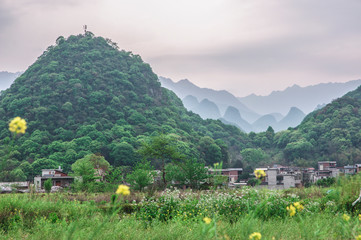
xmin=253 ymin=85 xmax=361 ymax=167
xmin=0 ymin=33 xmax=249 ymax=181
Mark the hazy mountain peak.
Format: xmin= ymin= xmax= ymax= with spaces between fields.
xmin=194 ymin=98 xmax=221 ymax=119
xmin=289 ymin=106 xmax=303 ymax=113
xmin=252 ymin=114 xmax=277 ymax=133
xmin=182 ymin=95 xmax=199 ymax=112
xmin=183 ymin=95 xmax=198 ymax=102
xmin=178 ymin=79 xmax=192 ymax=84
xmin=158 ymin=76 xmax=173 ymax=85
xmin=223 ymin=106 xmax=253 ymax=132
xmin=238 ymin=79 xmax=361 ymax=115
xmin=275 ymin=106 xmax=306 ymax=131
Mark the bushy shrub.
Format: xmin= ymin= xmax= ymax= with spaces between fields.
xmin=44 ymin=178 xmax=52 ymax=193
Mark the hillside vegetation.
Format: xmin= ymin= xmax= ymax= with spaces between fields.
xmin=249 ymin=86 xmax=361 ymax=168
xmin=0 ymin=33 xmax=249 ymax=181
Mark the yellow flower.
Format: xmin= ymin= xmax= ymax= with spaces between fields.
xmin=287 ymin=205 xmax=296 ymax=217
xmin=249 ymin=232 xmax=262 ymax=240
xmin=9 ymin=117 xmax=27 ymax=134
xmin=359 ymin=214 xmax=361 ymax=221
xmin=342 ymin=214 xmax=350 ymax=222
xmin=356 ymin=235 xmax=361 ymax=240
xmin=116 ymin=184 xmax=130 ymax=196
xmin=293 ymin=202 xmax=304 ymax=211
xmin=254 ymin=170 xmax=266 ymax=179
xmin=203 ymin=217 xmax=211 ymax=224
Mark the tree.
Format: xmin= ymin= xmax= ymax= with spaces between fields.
xmin=71 ymin=157 xmax=97 ymax=188
xmin=85 ymin=154 xmax=110 ymax=180
xmin=240 ymin=148 xmax=267 ymax=167
xmin=105 ymin=166 xmax=128 ymax=184
xmin=126 ymin=160 xmax=155 ymax=191
xmin=198 ymin=136 xmax=222 ymax=165
xmin=247 ymin=177 xmax=261 ymax=187
xmin=44 ymin=178 xmax=52 ymax=193
xmin=212 ymin=162 xmax=228 ymax=187
xmin=165 ymin=163 xmax=183 ymax=184
xmin=315 ymin=177 xmax=335 ymax=187
xmin=31 ymin=158 xmax=58 ymax=177
xmin=71 ymin=154 xmax=110 ymax=191
xmin=178 ymin=158 xmax=208 ymax=189
xmin=137 ymin=134 xmax=184 ymax=187
xmin=166 ymin=158 xmax=209 ymax=189
xmin=19 ymin=161 xmax=34 ymax=180
xmin=283 ymin=140 xmax=313 ymax=161
xmin=238 ymin=165 xmax=253 ymax=180
xmin=110 ymin=142 xmax=137 ymax=166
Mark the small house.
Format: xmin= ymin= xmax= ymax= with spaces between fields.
xmin=209 ymin=168 xmax=243 ymax=183
xmin=34 ymin=167 xmax=74 ymax=191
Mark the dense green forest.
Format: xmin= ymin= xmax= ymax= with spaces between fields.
xmin=0 ymin=33 xmax=250 ymax=181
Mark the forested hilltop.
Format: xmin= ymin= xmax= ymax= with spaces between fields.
xmin=248 ymin=85 xmax=361 ymax=168
xmin=0 ymin=33 xmax=249 ymax=181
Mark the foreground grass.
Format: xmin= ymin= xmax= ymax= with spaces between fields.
xmin=1 ymin=210 xmax=360 ymax=240
xmin=1 ymin=189 xmax=361 ymax=240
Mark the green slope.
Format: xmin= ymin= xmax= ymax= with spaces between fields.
xmin=0 ymin=33 xmax=249 ymax=181
xmin=267 ymin=85 xmax=361 ymax=167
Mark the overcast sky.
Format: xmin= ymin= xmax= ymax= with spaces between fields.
xmin=1 ymin=0 xmax=361 ymax=97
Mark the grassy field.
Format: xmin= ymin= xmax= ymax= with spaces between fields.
xmin=1 ymin=175 xmax=361 ymax=239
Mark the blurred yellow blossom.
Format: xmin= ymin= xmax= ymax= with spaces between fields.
xmin=287 ymin=205 xmax=296 ymax=217
xmin=249 ymin=232 xmax=262 ymax=240
xmin=342 ymin=214 xmax=350 ymax=221
xmin=359 ymin=214 xmax=361 ymax=221
xmin=9 ymin=117 xmax=27 ymax=134
xmin=116 ymin=185 xmax=130 ymax=196
xmin=254 ymin=170 xmax=266 ymax=179
xmin=293 ymin=202 xmax=304 ymax=211
xmin=356 ymin=235 xmax=361 ymax=240
xmin=203 ymin=217 xmax=211 ymax=224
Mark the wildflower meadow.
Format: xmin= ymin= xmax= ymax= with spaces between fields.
xmin=1 ymin=180 xmax=361 ymax=239
xmin=2 ymin=118 xmax=361 ymax=239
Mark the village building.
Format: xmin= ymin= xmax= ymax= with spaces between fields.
xmin=260 ymin=167 xmax=302 ymax=189
xmin=208 ymin=168 xmax=243 ymax=183
xmin=34 ymin=167 xmax=74 ymax=191
xmin=0 ymin=182 xmax=30 ymax=193
xmin=339 ymin=165 xmax=358 ymax=175
xmin=312 ymin=161 xmax=339 ymax=182
xmin=318 ymin=161 xmax=337 ymax=170
xmin=356 ymin=164 xmax=361 ymax=173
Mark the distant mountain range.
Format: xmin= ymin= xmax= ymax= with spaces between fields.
xmin=219 ymin=105 xmax=305 ymax=132
xmin=238 ymin=80 xmax=361 ymax=115
xmin=0 ymin=71 xmax=22 ymax=91
xmin=159 ymin=77 xmax=360 ymax=133
xmin=159 ymin=77 xmax=260 ymax=123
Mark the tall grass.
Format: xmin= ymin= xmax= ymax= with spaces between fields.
xmin=2 ymin=174 xmax=361 ymax=239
